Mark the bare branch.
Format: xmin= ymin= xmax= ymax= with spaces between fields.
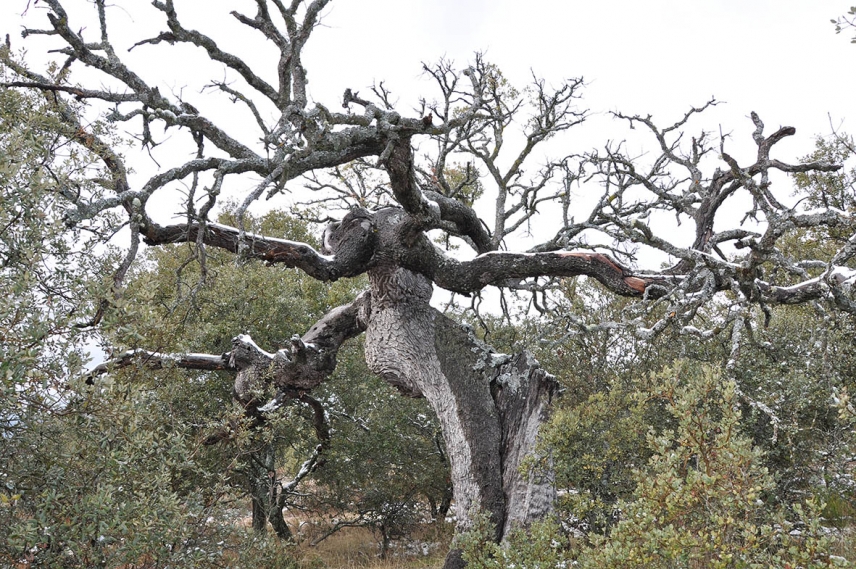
xmin=86 ymin=349 xmax=232 ymax=383
xmin=148 ymin=0 xmax=280 ymax=104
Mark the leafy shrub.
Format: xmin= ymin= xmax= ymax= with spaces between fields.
xmin=577 ymin=363 xmax=844 ymax=568
xmin=459 ymin=362 xmax=849 ymax=568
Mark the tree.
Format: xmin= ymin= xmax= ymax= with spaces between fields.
xmin=833 ymin=6 xmax=856 ymax=43
xmin=3 ymin=2 xmax=854 ymax=568
xmin=0 ymin=50 xmax=109 ymax=413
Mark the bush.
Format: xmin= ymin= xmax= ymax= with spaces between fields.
xmin=577 ymin=363 xmax=844 ymax=568
xmin=458 ymin=362 xmax=849 ymax=568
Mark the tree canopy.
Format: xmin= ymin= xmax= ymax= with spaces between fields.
xmin=2 ymin=2 xmax=855 ymax=568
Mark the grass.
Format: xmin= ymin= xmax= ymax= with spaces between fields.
xmin=295 ymin=524 xmax=450 ymax=569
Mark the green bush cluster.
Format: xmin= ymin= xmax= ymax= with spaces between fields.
xmin=460 ymin=362 xmax=849 ymax=568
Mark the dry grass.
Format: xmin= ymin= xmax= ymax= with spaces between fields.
xmin=829 ymin=529 xmax=856 ymax=561
xmin=295 ymin=525 xmax=450 ymax=569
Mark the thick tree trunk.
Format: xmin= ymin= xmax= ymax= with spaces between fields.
xmin=363 ymin=266 xmax=557 ymax=569
xmin=492 ymin=353 xmax=558 ymax=530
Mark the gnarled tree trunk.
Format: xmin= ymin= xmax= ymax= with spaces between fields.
xmin=363 ymin=265 xmax=557 ymax=569
xmin=216 ymin=263 xmax=558 ymax=568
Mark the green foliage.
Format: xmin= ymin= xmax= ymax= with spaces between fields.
xmin=460 ymin=362 xmax=847 ymax=568
xmin=0 ymin=69 xmax=304 ymax=564
xmin=457 ymin=513 xmax=567 ymax=569
xmin=516 ymin=259 xmax=856 ymax=531
xmin=0 ymin=380 xmax=244 ymax=568
xmin=782 ymin=134 xmax=856 ymax=267
xmin=576 ymin=363 xmax=843 ymax=569
xmin=542 ymin=374 xmax=664 ymax=533
xmin=793 ymin=135 xmax=856 ymax=213
xmin=0 ymin=53 xmax=113 ymax=400
xmin=0 ymin=54 xmax=180 ymax=568
xmin=729 ymin=305 xmax=856 ymax=510
xmin=440 ymin=162 xmax=484 ymax=207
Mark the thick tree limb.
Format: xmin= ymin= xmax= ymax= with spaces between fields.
xmin=142 ymin=221 xmax=348 ymax=281
xmin=139 ymin=201 xmax=854 ymax=315
xmin=425 ymin=250 xmax=662 ymax=297
xmin=87 ymin=291 xmax=370 ymax=396
xmin=383 ymin=137 xmax=442 ymax=225
xmin=423 ymin=189 xmax=494 ymax=254
xmin=85 ymin=349 xmax=231 ymax=384
xmin=0 ymin=81 xmax=137 ymax=102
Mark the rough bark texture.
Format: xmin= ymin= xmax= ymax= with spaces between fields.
xmin=492 ymin=353 xmax=558 ymax=529
xmin=362 ymin=266 xmax=557 ymax=569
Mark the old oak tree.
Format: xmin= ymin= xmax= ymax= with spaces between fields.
xmin=4 ymin=1 xmax=855 ymax=567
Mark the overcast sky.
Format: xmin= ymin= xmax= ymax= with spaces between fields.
xmin=313 ymin=0 xmax=854 ymax=134
xmin=1 ymin=0 xmax=854 ymax=235
xmin=321 ymin=1 xmax=855 ymax=158
xmin=3 ymin=1 xmax=852 ymax=154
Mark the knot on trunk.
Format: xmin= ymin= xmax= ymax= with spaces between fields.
xmin=271 ymin=342 xmax=332 ymax=390
xmin=321 ymin=207 xmax=377 ymax=274
xmin=369 ymin=266 xmax=433 ymax=309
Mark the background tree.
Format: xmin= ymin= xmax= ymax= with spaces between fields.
xmin=2 ymin=2 xmax=855 ymax=568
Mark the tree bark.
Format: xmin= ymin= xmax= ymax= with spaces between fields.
xmin=362 ymin=266 xmax=557 ymax=569
xmin=248 ymin=443 xmax=276 ymax=535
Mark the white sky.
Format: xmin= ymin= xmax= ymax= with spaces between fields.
xmin=1 ymin=0 xmax=854 ymax=238
xmin=3 ymin=1 xmax=852 ymax=152
xmin=312 ymin=0 xmax=855 ymax=160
